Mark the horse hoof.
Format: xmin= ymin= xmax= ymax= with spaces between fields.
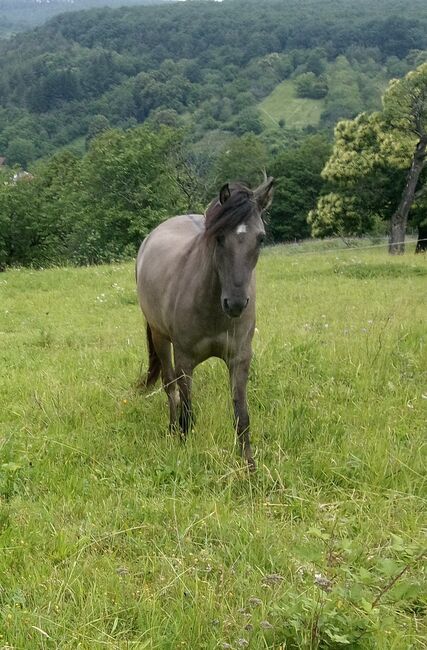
xmin=247 ymin=457 xmax=256 ymax=472
xmin=135 ymin=379 xmax=146 ymax=393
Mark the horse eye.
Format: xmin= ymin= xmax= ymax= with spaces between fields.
xmin=216 ymin=234 xmax=225 ymax=246
xmin=257 ymin=234 xmax=265 ymax=245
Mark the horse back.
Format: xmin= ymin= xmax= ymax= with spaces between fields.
xmin=136 ymin=214 xmax=204 ymax=337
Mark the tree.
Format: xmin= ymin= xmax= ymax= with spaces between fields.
xmin=77 ymin=125 xmax=187 ymax=263
xmin=211 ymin=134 xmax=269 ymax=191
xmin=295 ymin=72 xmax=328 ymax=99
xmin=382 ymin=63 xmax=427 ymax=253
xmin=306 ymin=49 xmax=327 ymax=76
xmin=85 ymin=114 xmax=110 ymax=148
xmin=308 ymin=112 xmax=409 ymax=238
xmin=0 ymin=125 xmax=193 ymax=268
xmin=321 ymin=56 xmax=364 ymax=126
xmin=0 ymin=151 xmax=83 ymax=268
xmin=269 ymin=134 xmax=331 ymax=241
xmin=5 ymin=137 xmax=36 ymax=168
xmin=309 ymin=64 xmax=427 ymax=252
xmin=411 ymin=198 xmax=427 ymax=252
xmin=230 ymin=107 xmax=264 ymax=136
xmin=1 ymin=0 xmax=427 ymax=158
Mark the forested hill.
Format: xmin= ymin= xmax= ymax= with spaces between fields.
xmin=1 ymin=0 xmax=427 ymax=166
xmin=0 ymin=0 xmax=170 ymax=37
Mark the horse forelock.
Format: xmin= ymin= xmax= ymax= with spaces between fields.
xmin=204 ymin=184 xmax=255 ymax=240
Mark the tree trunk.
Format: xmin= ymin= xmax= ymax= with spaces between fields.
xmin=415 ymin=222 xmax=427 ymax=253
xmin=389 ymin=136 xmax=427 ymax=254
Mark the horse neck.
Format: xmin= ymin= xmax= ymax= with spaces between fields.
xmin=191 ymin=235 xmax=222 ymax=311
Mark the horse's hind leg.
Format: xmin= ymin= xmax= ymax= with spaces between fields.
xmin=139 ymin=322 xmax=161 ymax=389
xmin=150 ymin=329 xmax=179 ymax=430
xmin=174 ymin=348 xmax=194 ymax=437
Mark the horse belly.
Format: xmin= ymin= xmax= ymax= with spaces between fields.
xmin=136 ymin=244 xmax=179 ymax=339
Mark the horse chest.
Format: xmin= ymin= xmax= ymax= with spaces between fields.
xmin=191 ymin=332 xmax=234 ymax=362
xmin=189 ymin=331 xmax=250 ymax=363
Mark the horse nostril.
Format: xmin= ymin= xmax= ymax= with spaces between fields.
xmin=222 ymin=297 xmax=250 ymax=317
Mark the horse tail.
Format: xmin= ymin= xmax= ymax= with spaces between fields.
xmin=145 ymin=323 xmax=161 ymax=387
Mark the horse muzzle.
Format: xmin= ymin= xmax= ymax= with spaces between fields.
xmin=222 ymin=296 xmax=249 ymax=318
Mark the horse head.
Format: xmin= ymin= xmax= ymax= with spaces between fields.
xmin=205 ymin=177 xmax=274 ymax=318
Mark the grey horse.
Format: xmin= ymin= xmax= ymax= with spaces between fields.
xmin=136 ymin=178 xmax=274 ymax=470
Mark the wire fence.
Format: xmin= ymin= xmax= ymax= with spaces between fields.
xmin=266 ymin=237 xmax=427 ymax=257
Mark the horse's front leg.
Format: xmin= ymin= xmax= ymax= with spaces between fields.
xmin=174 ymin=348 xmax=194 ymax=438
xmin=228 ymin=355 xmax=255 ymax=471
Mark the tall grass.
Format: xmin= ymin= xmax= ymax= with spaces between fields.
xmin=0 ymin=244 xmax=426 ymax=648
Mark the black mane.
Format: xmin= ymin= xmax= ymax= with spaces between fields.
xmin=204 ymin=183 xmax=255 ymax=240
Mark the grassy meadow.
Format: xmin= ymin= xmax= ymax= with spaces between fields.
xmin=0 ymin=242 xmax=426 ymax=648
xmin=258 ymin=80 xmax=325 ymax=129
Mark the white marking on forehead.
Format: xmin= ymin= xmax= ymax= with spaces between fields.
xmin=236 ymin=224 xmax=247 ymax=234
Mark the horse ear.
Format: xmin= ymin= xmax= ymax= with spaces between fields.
xmin=254 ymin=176 xmax=274 ymax=211
xmin=219 ymin=183 xmax=231 ymax=205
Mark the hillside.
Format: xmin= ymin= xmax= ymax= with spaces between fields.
xmin=0 ymin=0 xmax=426 ymax=167
xmin=0 ymin=0 xmax=169 ymax=37
xmin=259 ymin=57 xmax=390 ymax=129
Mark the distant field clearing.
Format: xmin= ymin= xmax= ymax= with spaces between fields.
xmin=259 ymin=79 xmax=325 ymax=128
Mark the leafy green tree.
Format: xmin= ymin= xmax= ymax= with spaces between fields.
xmin=0 ymin=168 xmax=12 ymax=270
xmin=308 ymin=62 xmax=427 ymax=253
xmin=382 ymin=63 xmax=427 ymax=252
xmin=295 ymin=72 xmax=328 ymax=99
xmin=0 ymin=167 xmax=60 ymax=268
xmin=230 ymin=107 xmax=264 ymax=136
xmin=0 ymin=112 xmax=49 ymax=158
xmin=305 ymin=49 xmax=327 ymax=76
xmin=86 ymin=114 xmax=110 ymax=148
xmin=308 ymin=112 xmax=410 ymax=238
xmin=5 ymin=137 xmax=36 ymax=167
xmin=0 ymin=124 xmax=192 ymax=268
xmin=245 ymin=52 xmax=293 ymax=99
xmin=2 ymin=0 xmax=425 ymax=158
xmin=0 ymin=151 xmax=83 ymax=268
xmin=35 ymin=151 xmax=84 ymax=265
xmin=76 ymin=125 xmax=187 ymax=263
xmin=145 ymin=109 xmax=181 ymax=129
xmin=321 ymin=56 xmax=364 ymax=125
xmin=97 ymin=80 xmax=137 ymax=124
xmin=269 ymin=134 xmax=331 ymax=241
xmin=212 ymin=134 xmax=269 ymax=190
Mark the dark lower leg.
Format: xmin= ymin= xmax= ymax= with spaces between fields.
xmin=174 ymin=352 xmax=194 ymax=438
xmin=229 ymin=357 xmax=255 ymax=470
xmin=233 ymin=399 xmax=255 ymax=470
xmin=177 ymin=371 xmax=192 ymax=436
